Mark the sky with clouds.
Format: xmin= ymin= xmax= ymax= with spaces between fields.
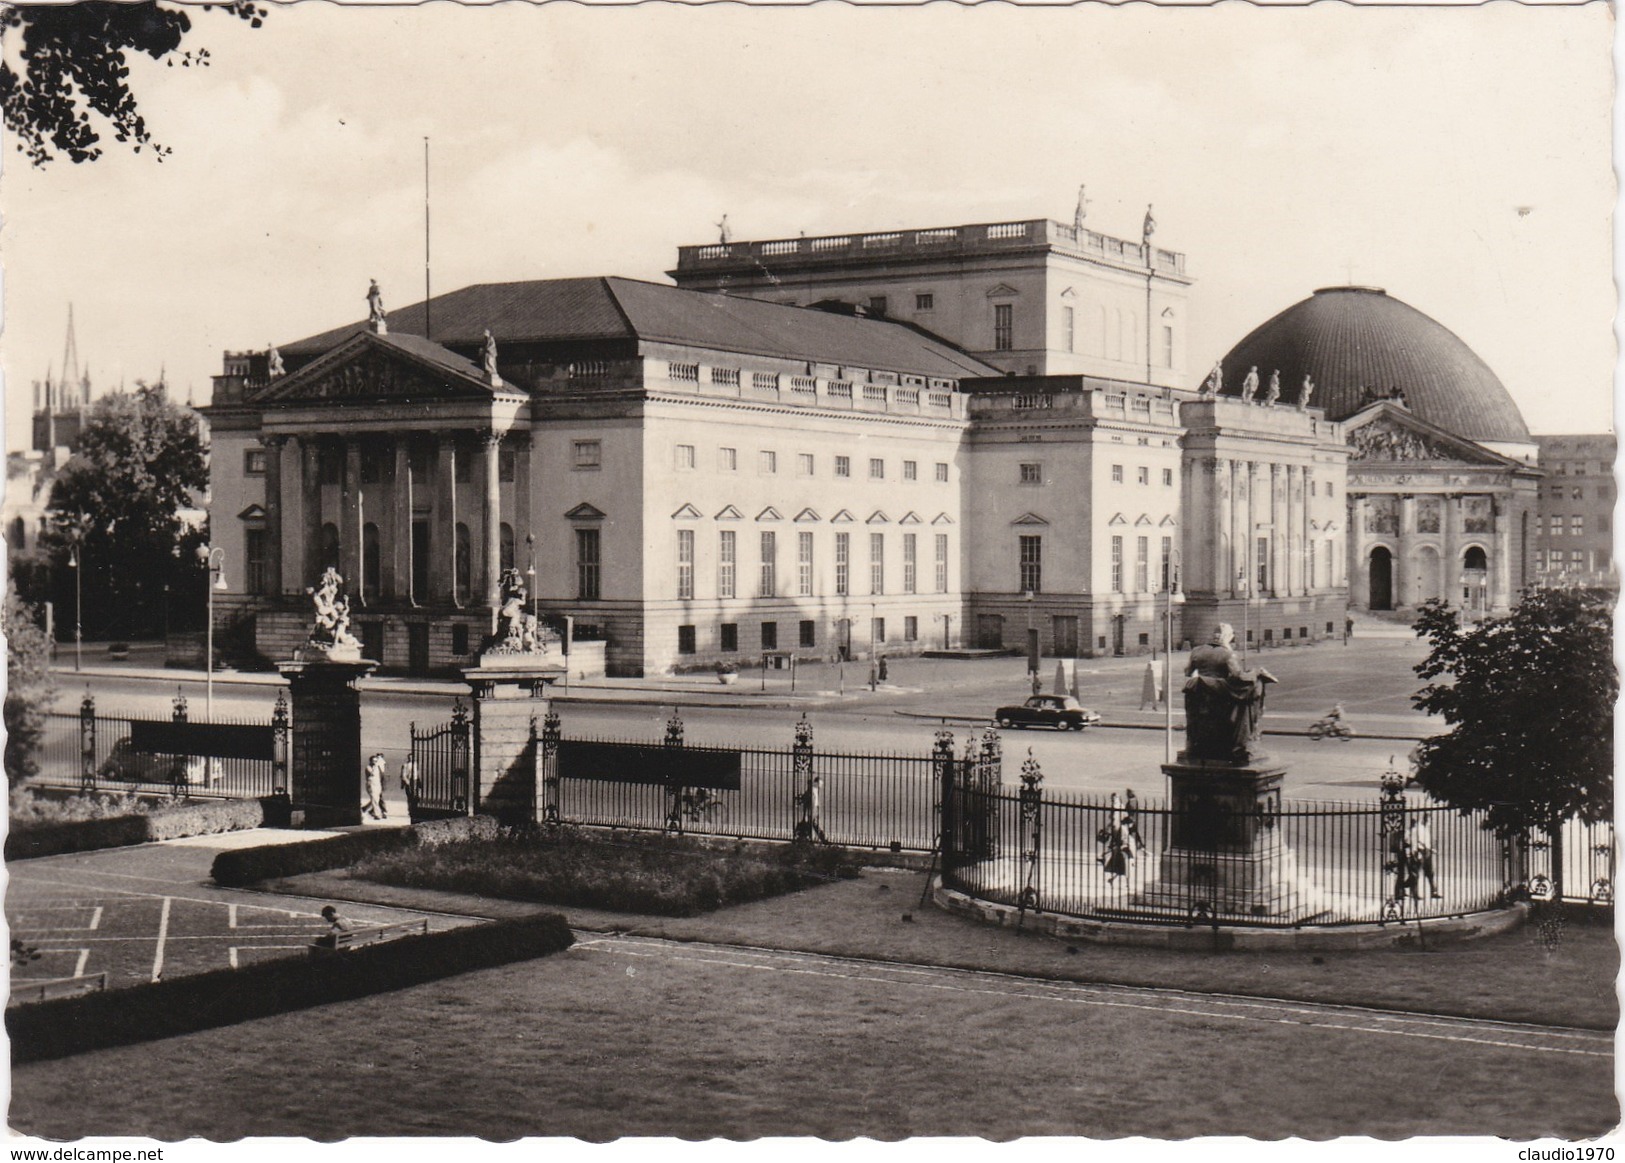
xmin=3 ymin=1 xmax=1614 ymax=452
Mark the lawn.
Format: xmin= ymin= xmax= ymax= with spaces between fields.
xmin=9 ymin=921 xmax=1615 ymax=1141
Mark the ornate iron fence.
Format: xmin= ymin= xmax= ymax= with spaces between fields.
xmin=35 ymin=691 xmax=287 ymax=801
xmin=407 ymin=699 xmax=472 ymax=818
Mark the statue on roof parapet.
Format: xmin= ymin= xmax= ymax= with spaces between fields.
xmin=1297 ymin=374 xmax=1315 ymax=410
xmin=482 ymin=329 xmax=503 ymax=387
xmin=1263 ymin=369 xmax=1281 ymax=406
xmin=266 ymin=344 xmax=284 ymax=379
xmin=1240 ymin=365 xmax=1260 ymax=403
xmin=1199 ymin=361 xmax=1221 ymax=398
xmin=366 ymin=279 xmax=387 ymax=335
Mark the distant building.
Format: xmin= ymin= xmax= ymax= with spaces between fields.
xmin=1533 ymin=434 xmax=1616 ymax=587
xmin=6 ymin=307 xmax=93 ymax=557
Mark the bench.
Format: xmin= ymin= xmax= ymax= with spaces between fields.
xmin=309 ymin=919 xmax=430 ymax=957
xmin=9 ymin=973 xmax=108 ymax=1005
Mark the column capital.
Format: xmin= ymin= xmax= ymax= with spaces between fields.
xmin=259 ymin=433 xmax=289 ymax=450
xmin=480 ymin=428 xmax=505 ymax=451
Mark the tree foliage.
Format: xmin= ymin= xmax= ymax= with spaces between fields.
xmin=1411 ymin=588 xmax=1615 ymax=839
xmin=4 ymin=591 xmax=57 ymax=786
xmin=45 ymin=382 xmax=209 ymax=639
xmin=1 ymin=0 xmax=264 ymax=167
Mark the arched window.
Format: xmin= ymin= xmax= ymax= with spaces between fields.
xmin=362 ymin=523 xmax=381 ymax=601
xmin=455 ymin=522 xmax=472 ymax=604
xmin=500 ymin=522 xmax=515 ymax=573
xmin=319 ymin=523 xmax=340 ymax=573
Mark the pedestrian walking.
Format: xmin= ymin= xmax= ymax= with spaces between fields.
xmin=399 ymin=753 xmax=420 ymax=817
xmin=1407 ymin=816 xmax=1441 ymax=899
xmin=795 ymin=771 xmax=829 ymax=843
xmin=364 ymin=752 xmax=388 ymax=820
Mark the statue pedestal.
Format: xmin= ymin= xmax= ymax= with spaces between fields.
xmin=462 ymin=661 xmax=562 ymax=825
xmin=278 ymin=657 xmax=378 ymax=828
xmin=1131 ymin=758 xmax=1322 ymax=921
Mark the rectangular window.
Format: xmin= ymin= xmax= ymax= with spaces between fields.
xmin=904 ymin=616 xmax=918 ymax=642
xmin=675 ymin=444 xmax=696 ymax=471
xmin=798 ymin=531 xmax=814 ymax=597
xmin=904 ymin=460 xmax=918 ymax=482
xmin=799 ymin=619 xmax=816 ymax=648
xmin=868 ymin=296 xmax=888 ymax=316
xmin=678 ymin=625 xmax=696 ymax=655
xmin=1325 ymin=539 xmax=1335 ymax=587
xmin=720 ymin=623 xmax=738 ymax=653
xmin=451 ymin=624 xmax=469 ymax=656
xmin=1111 ymin=536 xmax=1123 ymax=592
xmin=760 ymin=450 xmax=778 ymax=475
xmin=835 ymin=532 xmax=850 ymax=596
xmin=1535 ymin=549 xmax=1546 ymax=572
xmin=760 ymin=531 xmax=777 ymax=597
xmin=1256 ymin=536 xmax=1268 ymax=590
xmin=245 ymin=529 xmax=268 ymax=595
xmin=1571 ymin=549 xmax=1584 ymax=567
xmin=872 ymin=617 xmax=886 ymax=647
xmin=835 ymin=455 xmax=851 ymax=479
xmin=1160 ymin=535 xmax=1173 ymax=591
xmin=915 ymin=293 xmax=934 ymax=311
xmin=798 ymin=453 xmax=815 ymax=477
xmin=1019 ymin=535 xmax=1042 ymax=594
xmin=935 ymin=462 xmax=949 ymax=483
xmin=869 ymin=458 xmax=885 ymax=480
xmin=718 ymin=530 xmax=736 ymax=599
xmin=1019 ymin=463 xmax=1042 ymax=485
xmin=1137 ymin=466 xmax=1149 ymax=486
xmin=1535 ymin=515 xmax=1545 ymax=537
xmin=1552 ymin=515 xmax=1565 ymax=537
xmin=1573 ymin=515 xmax=1584 ymax=536
xmin=1135 ymin=536 xmax=1149 ymax=592
xmin=903 ymin=533 xmax=917 ymax=594
xmin=676 ymin=529 xmax=694 ymax=599
xmin=573 ymin=440 xmax=601 ymax=469
xmin=1063 ymin=306 xmax=1075 ymax=353
xmin=1162 ymin=467 xmax=1173 ymax=487
xmin=1111 ymin=464 xmax=1123 ymax=483
xmin=935 ymin=533 xmax=948 ymax=593
xmin=575 ymin=528 xmax=601 ymax=600
xmin=1307 ymin=539 xmax=1316 ymax=588
xmin=870 ymin=532 xmax=885 ymax=595
xmin=719 ymin=447 xmax=738 ymax=472
xmin=244 ymin=448 xmax=267 ymax=476
xmin=1161 ymin=325 xmax=1174 ymax=369
xmin=761 ymin=621 xmax=778 ymax=650
xmin=993 ymin=303 xmax=1014 ymax=351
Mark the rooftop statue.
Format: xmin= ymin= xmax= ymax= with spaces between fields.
xmin=482 ymin=329 xmax=501 ymax=384
xmin=1240 ymin=366 xmax=1260 ymax=403
xmin=1073 ymin=184 xmax=1091 ymax=232
xmin=1263 ymin=369 xmax=1281 ymax=405
xmin=1182 ymin=623 xmax=1277 ymax=766
xmin=266 ymin=344 xmax=285 ymax=379
xmin=1142 ymin=203 xmax=1156 ymax=249
xmin=1297 ymin=374 xmax=1315 ymax=410
xmin=1199 ymin=361 xmax=1221 ymax=398
xmin=366 ymin=279 xmax=386 ymax=329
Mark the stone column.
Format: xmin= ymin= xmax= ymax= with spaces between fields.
xmin=434 ymin=434 xmax=457 ymax=605
xmin=339 ymin=440 xmax=361 ymax=592
xmin=1245 ymin=461 xmax=1258 ymax=598
xmin=512 ymin=432 xmax=532 ymax=581
xmin=1492 ymin=498 xmax=1513 ymax=612
xmin=1228 ymin=460 xmax=1244 ymax=598
xmin=1301 ymin=469 xmax=1314 ymax=592
xmin=481 ymin=429 xmax=504 ymax=623
xmin=1350 ymin=495 xmax=1369 ymax=608
xmin=1440 ymin=493 xmax=1457 ymax=605
xmin=1208 ymin=458 xmax=1228 ymax=598
xmin=1268 ymin=464 xmax=1283 ymax=597
xmin=261 ymin=435 xmax=287 ymax=597
xmin=393 ymin=438 xmax=412 ymax=602
xmin=1397 ymin=494 xmax=1416 ymax=607
xmin=300 ymin=438 xmax=322 ymax=590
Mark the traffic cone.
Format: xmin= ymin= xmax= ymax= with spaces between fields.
xmin=1139 ymin=662 xmax=1160 ymax=710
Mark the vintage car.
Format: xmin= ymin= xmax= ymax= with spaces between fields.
xmin=994 ymin=695 xmax=1103 ymax=732
xmin=99 ymin=738 xmax=219 ymax=787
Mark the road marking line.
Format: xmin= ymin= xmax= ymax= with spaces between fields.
xmin=88 ymin=906 xmax=102 ymax=930
xmin=229 ymin=903 xmax=237 ymax=930
xmin=229 ymin=946 xmax=238 ymax=970
xmin=151 ymin=896 xmax=171 ymax=983
xmin=74 ymin=948 xmax=89 ymax=978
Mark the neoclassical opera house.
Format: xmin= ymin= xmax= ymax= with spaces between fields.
xmin=1216 ymin=285 xmax=1540 ymax=618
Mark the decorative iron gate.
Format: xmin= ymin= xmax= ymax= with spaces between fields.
xmin=407 ymin=699 xmax=472 ymax=818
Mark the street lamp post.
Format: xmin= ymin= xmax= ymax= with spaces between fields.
xmin=68 ymin=541 xmax=82 ymax=673
xmin=525 ymin=533 xmax=538 ymax=623
xmin=1164 ymin=552 xmax=1184 ymax=764
xmin=1237 ymin=567 xmax=1249 ymax=667
xmin=198 ymin=545 xmax=228 ymax=717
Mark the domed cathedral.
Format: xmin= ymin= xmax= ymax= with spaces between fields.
xmin=1216 ymin=287 xmax=1541 ymax=617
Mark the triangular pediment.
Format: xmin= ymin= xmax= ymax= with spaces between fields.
xmin=793 ymin=508 xmax=821 ymax=523
xmin=714 ymin=505 xmax=743 ymax=521
xmin=866 ymin=510 xmax=890 ymax=524
xmin=1011 ymin=512 xmax=1049 ymax=526
xmin=237 ymin=504 xmax=267 ymax=522
xmin=831 ymin=509 xmax=855 ymax=524
xmin=898 ymin=511 xmax=922 ymax=525
xmin=1159 ymin=514 xmax=1177 ymax=527
xmin=931 ymin=513 xmax=954 ymax=526
xmin=985 ymin=283 xmax=1019 ymax=299
xmin=756 ymin=506 xmax=782 ymax=522
xmin=671 ymin=503 xmax=702 ymax=520
xmin=565 ymin=503 xmax=605 ymax=522
xmin=251 ymin=330 xmax=494 ymax=405
xmin=1344 ymin=403 xmax=1520 ymax=468
xmin=1134 ymin=514 xmax=1153 ymax=526
xmin=1108 ymin=513 xmax=1127 ymax=526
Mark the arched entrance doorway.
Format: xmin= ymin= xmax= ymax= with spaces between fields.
xmin=1462 ymin=546 xmax=1488 ymax=616
xmin=1415 ymin=546 xmax=1442 ymax=604
xmin=1368 ymin=546 xmax=1394 ymax=611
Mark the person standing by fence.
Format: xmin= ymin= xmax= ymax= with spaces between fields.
xmin=1407 ymin=816 xmax=1441 ymax=899
xmin=364 ymin=753 xmax=389 ymax=820
xmin=399 ymin=753 xmax=420 ymax=818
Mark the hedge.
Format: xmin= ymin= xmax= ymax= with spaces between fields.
xmin=208 ymin=814 xmax=498 ymax=886
xmin=6 ymin=797 xmax=272 ymax=861
xmin=9 ymin=911 xmax=574 ymax=1063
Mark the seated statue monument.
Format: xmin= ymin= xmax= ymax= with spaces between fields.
xmin=1181 ymin=623 xmax=1277 ymax=766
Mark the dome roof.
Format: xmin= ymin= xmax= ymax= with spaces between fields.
xmin=1213 ymin=287 xmax=1531 ymax=445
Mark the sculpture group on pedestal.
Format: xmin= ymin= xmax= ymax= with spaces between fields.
xmin=300 ymin=566 xmax=363 ymax=662
xmin=480 ymin=568 xmax=558 ymax=658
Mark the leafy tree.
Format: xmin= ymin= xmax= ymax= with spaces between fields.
xmin=1 ymin=0 xmax=265 ymax=167
xmin=1411 ymin=588 xmax=1615 ymax=899
xmin=45 ymin=382 xmax=209 ymax=640
xmin=4 ymin=591 xmax=57 ymax=787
